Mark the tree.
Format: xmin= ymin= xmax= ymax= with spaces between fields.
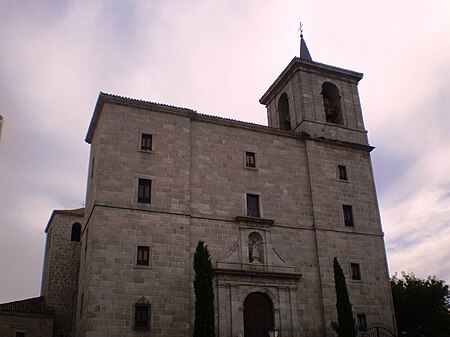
xmin=193 ymin=241 xmax=215 ymax=337
xmin=332 ymin=257 xmax=357 ymax=337
xmin=391 ymin=272 xmax=450 ymax=337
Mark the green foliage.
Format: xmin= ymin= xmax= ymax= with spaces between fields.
xmin=391 ymin=272 xmax=450 ymax=337
xmin=193 ymin=241 xmax=215 ymax=337
xmin=332 ymin=257 xmax=357 ymax=337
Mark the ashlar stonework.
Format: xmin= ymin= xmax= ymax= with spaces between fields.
xmin=0 ymin=39 xmax=396 ymax=337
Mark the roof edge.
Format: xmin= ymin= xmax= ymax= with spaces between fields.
xmin=0 ymin=296 xmax=54 ymax=316
xmin=44 ymin=208 xmax=85 ymax=233
xmin=259 ymin=57 xmax=364 ymax=105
xmin=85 ymin=92 xmax=197 ymax=144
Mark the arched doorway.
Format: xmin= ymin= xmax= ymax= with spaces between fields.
xmin=244 ymin=292 xmax=274 ymax=337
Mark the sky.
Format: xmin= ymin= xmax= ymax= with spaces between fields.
xmin=0 ymin=0 xmax=449 ymax=303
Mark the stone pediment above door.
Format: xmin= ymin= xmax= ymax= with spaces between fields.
xmin=216 ymin=224 xmax=300 ymax=278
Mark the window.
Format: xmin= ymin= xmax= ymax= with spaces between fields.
xmin=246 ymin=194 xmax=260 ymax=217
xmin=90 ymin=156 xmax=95 ymax=179
xmin=140 ymin=133 xmax=153 ymax=151
xmin=137 ymin=246 xmax=150 ymax=266
xmin=338 ymin=165 xmax=348 ymax=180
xmin=138 ymin=179 xmax=152 ymax=204
xmin=71 ymin=223 xmax=81 ymax=242
xmin=80 ymin=292 xmax=84 ymax=318
xmin=343 ymin=205 xmax=354 ymax=227
xmin=357 ymin=314 xmax=368 ymax=332
xmin=84 ymin=228 xmax=89 ymax=254
xmin=47 ymin=229 xmax=52 ymax=249
xmin=351 ymin=263 xmax=361 ymax=280
xmin=135 ymin=297 xmax=150 ymax=330
xmin=245 ymin=151 xmax=256 ymax=168
xmin=16 ymin=333 xmax=25 ymax=337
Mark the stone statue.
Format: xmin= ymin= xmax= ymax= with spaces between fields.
xmin=250 ymin=243 xmax=262 ymax=263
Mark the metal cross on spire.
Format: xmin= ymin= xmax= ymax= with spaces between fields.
xmin=298 ymin=22 xmax=304 ymax=38
xmin=298 ymin=21 xmax=312 ymax=61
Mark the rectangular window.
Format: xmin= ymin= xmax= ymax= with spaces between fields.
xmin=351 ymin=263 xmax=361 ymax=280
xmin=137 ymin=246 xmax=150 ymax=266
xmin=135 ymin=304 xmax=150 ymax=330
xmin=246 ymin=194 xmax=260 ymax=217
xmin=343 ymin=205 xmax=354 ymax=227
xmin=138 ymin=179 xmax=152 ymax=204
xmin=245 ymin=151 xmax=256 ymax=168
xmin=357 ymin=314 xmax=368 ymax=332
xmin=338 ymin=165 xmax=347 ymax=180
xmin=141 ymin=134 xmax=153 ymax=151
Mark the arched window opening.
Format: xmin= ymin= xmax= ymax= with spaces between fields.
xmin=322 ymin=82 xmax=343 ymax=125
xmin=248 ymin=232 xmax=264 ymax=264
xmin=244 ymin=292 xmax=274 ymax=337
xmin=71 ymin=223 xmax=81 ymax=242
xmin=277 ymin=93 xmax=291 ymax=131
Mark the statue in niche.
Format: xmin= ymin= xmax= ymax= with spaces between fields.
xmin=250 ymin=243 xmax=262 ymax=264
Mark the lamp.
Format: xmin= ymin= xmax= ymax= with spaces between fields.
xmin=268 ymin=330 xmax=279 ymax=337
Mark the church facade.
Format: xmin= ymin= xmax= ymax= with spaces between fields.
xmin=0 ymin=38 xmax=396 ymax=337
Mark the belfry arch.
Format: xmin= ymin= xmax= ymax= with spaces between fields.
xmin=277 ymin=93 xmax=291 ymax=131
xmin=322 ymin=82 xmax=343 ymax=124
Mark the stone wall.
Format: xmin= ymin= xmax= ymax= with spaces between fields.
xmin=41 ymin=211 xmax=82 ymax=337
xmin=75 ymin=93 xmax=395 ymax=336
xmin=0 ymin=313 xmax=53 ymax=337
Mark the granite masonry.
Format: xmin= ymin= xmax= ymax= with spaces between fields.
xmin=0 ymin=38 xmax=396 ymax=337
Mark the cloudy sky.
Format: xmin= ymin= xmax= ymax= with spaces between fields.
xmin=0 ymin=0 xmax=449 ymax=303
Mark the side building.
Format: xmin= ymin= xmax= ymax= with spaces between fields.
xmin=74 ymin=38 xmax=395 ymax=336
xmin=0 ymin=208 xmax=83 ymax=337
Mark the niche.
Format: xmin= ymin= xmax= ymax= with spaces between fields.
xmin=248 ymin=232 xmax=264 ymax=264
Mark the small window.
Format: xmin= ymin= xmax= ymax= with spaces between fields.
xmin=343 ymin=205 xmax=354 ymax=227
xmin=137 ymin=246 xmax=150 ymax=266
xmin=138 ymin=179 xmax=152 ymax=204
xmin=245 ymin=152 xmax=256 ymax=168
xmin=90 ymin=156 xmax=95 ymax=179
xmin=246 ymin=194 xmax=260 ymax=217
xmin=141 ymin=134 xmax=153 ymax=151
xmin=16 ymin=333 xmax=25 ymax=337
xmin=351 ymin=263 xmax=361 ymax=280
xmin=71 ymin=223 xmax=81 ymax=242
xmin=80 ymin=292 xmax=84 ymax=318
xmin=338 ymin=165 xmax=348 ymax=180
xmin=135 ymin=297 xmax=150 ymax=330
xmin=357 ymin=314 xmax=368 ymax=332
xmin=84 ymin=228 xmax=89 ymax=254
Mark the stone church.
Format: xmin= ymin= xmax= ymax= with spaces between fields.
xmin=0 ymin=36 xmax=396 ymax=337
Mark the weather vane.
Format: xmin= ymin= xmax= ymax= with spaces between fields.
xmin=298 ymin=21 xmax=304 ymax=38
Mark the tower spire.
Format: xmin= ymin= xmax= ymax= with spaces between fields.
xmin=298 ymin=22 xmax=312 ymax=61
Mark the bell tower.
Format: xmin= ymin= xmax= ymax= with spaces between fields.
xmin=260 ymin=31 xmax=396 ymax=336
xmin=260 ymin=33 xmax=368 ymax=146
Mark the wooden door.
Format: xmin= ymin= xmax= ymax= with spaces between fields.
xmin=244 ymin=292 xmax=274 ymax=337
